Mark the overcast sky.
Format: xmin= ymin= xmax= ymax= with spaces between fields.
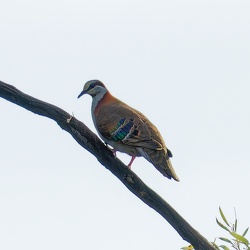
xmin=1 ymin=0 xmax=250 ymax=249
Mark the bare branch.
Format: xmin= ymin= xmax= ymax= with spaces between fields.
xmin=0 ymin=80 xmax=216 ymax=250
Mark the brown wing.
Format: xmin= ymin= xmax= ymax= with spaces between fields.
xmin=96 ymin=101 xmax=162 ymax=150
xmin=96 ymin=100 xmax=180 ymax=181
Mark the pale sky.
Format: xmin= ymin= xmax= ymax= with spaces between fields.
xmin=1 ymin=1 xmax=250 ymax=249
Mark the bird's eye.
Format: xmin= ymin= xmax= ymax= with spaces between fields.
xmin=88 ymin=83 xmax=95 ymax=91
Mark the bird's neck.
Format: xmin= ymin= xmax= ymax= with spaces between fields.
xmin=92 ymin=90 xmax=114 ymax=116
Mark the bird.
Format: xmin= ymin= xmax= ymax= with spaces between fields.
xmin=77 ymin=80 xmax=179 ymax=181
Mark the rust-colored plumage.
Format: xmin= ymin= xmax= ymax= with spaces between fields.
xmin=78 ymin=80 xmax=179 ymax=181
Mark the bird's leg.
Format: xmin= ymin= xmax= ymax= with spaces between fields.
xmin=111 ymin=148 xmax=117 ymax=156
xmin=105 ymin=143 xmax=117 ymax=157
xmin=127 ymin=156 xmax=136 ymax=170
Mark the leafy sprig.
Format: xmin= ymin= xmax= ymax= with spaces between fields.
xmin=181 ymin=207 xmax=249 ymax=250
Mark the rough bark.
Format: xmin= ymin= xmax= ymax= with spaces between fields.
xmin=0 ymin=80 xmax=216 ymax=250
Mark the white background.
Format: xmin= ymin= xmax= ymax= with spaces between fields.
xmin=0 ymin=0 xmax=250 ymax=249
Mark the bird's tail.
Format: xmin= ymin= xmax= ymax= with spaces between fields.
xmin=140 ymin=148 xmax=180 ymax=181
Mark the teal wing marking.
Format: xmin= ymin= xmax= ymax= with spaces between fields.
xmin=111 ymin=118 xmax=136 ymax=142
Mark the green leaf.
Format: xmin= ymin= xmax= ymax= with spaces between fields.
xmin=181 ymin=245 xmax=194 ymax=250
xmin=243 ymin=227 xmax=249 ymax=237
xmin=218 ymin=245 xmax=230 ymax=250
xmin=219 ymin=207 xmax=230 ymax=227
xmin=216 ymin=218 xmax=230 ymax=232
xmin=230 ymin=231 xmax=249 ymax=245
xmin=218 ymin=237 xmax=232 ymax=244
xmin=211 ymin=242 xmax=220 ymax=250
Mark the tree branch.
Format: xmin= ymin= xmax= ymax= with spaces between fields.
xmin=0 ymin=80 xmax=216 ymax=250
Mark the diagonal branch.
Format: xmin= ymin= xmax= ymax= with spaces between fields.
xmin=0 ymin=80 xmax=216 ymax=250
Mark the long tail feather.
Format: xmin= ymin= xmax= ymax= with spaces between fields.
xmin=139 ymin=148 xmax=180 ymax=181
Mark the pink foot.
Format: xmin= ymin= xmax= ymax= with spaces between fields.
xmin=111 ymin=148 xmax=117 ymax=157
xmin=105 ymin=143 xmax=117 ymax=156
xmin=128 ymin=156 xmax=136 ymax=170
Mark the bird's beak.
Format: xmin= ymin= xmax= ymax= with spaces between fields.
xmin=77 ymin=90 xmax=86 ymax=99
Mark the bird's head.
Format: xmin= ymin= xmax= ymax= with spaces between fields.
xmin=77 ymin=80 xmax=107 ymax=99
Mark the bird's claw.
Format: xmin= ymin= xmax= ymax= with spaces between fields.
xmin=105 ymin=143 xmax=117 ymax=157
